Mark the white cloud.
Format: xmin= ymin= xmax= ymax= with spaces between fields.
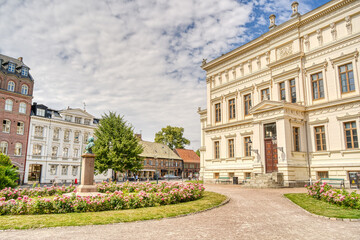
xmin=0 ymin=0 xmax=326 ymax=150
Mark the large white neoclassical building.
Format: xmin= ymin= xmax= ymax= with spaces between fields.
xmin=24 ymin=103 xmax=111 ymax=184
xmin=199 ymin=0 xmax=360 ymax=187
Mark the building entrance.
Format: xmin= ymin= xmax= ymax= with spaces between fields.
xmin=264 ymin=123 xmax=278 ymax=173
xmin=28 ymin=164 xmax=42 ymax=183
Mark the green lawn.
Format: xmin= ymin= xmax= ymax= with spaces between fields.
xmin=285 ymin=193 xmax=360 ymax=219
xmin=0 ymin=191 xmax=226 ymax=230
xmin=185 ymin=180 xmax=204 ymax=184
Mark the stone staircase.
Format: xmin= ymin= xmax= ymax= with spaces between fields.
xmin=243 ymin=172 xmax=284 ymax=188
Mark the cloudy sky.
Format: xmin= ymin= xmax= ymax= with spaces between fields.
xmin=0 ymin=0 xmax=330 ymax=150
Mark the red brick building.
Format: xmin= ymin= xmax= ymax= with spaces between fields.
xmin=0 ymin=55 xmax=34 ymax=183
xmin=174 ymin=149 xmax=200 ymax=179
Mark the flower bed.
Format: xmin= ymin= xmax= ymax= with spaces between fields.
xmin=306 ymin=181 xmax=360 ymax=209
xmin=0 ymin=185 xmax=76 ymax=200
xmin=0 ymin=182 xmax=205 ymax=215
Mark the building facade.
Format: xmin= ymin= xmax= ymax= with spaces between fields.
xmin=199 ymin=0 xmax=360 ymax=187
xmin=24 ymin=104 xmax=111 ymax=184
xmin=174 ymin=148 xmax=200 ymax=178
xmin=138 ymin=139 xmax=183 ymax=179
xmin=0 ymin=55 xmax=34 ymax=183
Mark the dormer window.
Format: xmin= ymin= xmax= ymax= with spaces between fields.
xmin=8 ymin=62 xmax=15 ymax=73
xmin=21 ymin=67 xmax=28 ymax=77
xmin=21 ymin=85 xmax=28 ymax=95
xmin=7 ymin=81 xmax=15 ymax=92
xmin=36 ymin=108 xmax=45 ymax=117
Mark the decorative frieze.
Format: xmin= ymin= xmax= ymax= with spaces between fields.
xmin=278 ymin=42 xmax=293 ymax=59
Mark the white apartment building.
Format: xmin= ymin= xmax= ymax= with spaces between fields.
xmin=199 ymin=0 xmax=360 ymax=187
xmin=24 ymin=103 xmax=111 ymax=184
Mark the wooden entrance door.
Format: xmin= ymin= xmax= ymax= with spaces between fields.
xmin=264 ymin=139 xmax=278 ymax=173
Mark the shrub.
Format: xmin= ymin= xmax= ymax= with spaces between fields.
xmin=0 ymin=153 xmax=19 ymax=189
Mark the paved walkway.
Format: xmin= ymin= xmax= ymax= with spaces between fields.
xmin=1 ymin=185 xmax=359 ymax=240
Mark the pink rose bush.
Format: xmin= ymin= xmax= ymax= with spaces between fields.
xmin=306 ymin=181 xmax=360 ymax=209
xmin=0 ymin=185 xmax=76 ymax=200
xmin=0 ymin=182 xmax=205 ymax=215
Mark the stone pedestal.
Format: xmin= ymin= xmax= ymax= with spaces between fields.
xmin=77 ymin=153 xmax=97 ymax=193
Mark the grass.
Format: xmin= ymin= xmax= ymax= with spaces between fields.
xmin=185 ymin=180 xmax=204 ymax=184
xmin=0 ymin=191 xmax=226 ymax=230
xmin=285 ymin=193 xmax=360 ymax=219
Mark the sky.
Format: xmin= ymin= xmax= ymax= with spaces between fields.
xmin=0 ymin=0 xmax=331 ymax=150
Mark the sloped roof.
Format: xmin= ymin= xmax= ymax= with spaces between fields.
xmin=139 ymin=141 xmax=181 ymax=160
xmin=59 ymin=108 xmax=95 ymax=118
xmin=174 ymin=149 xmax=200 ymax=163
xmin=0 ymin=54 xmax=29 ymax=68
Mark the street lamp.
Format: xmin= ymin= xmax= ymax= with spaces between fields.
xmin=248 ymin=139 xmax=258 ymax=155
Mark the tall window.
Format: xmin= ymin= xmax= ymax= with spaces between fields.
xmin=53 ymin=128 xmax=60 ymax=139
xmin=244 ymin=94 xmax=251 ymax=116
xmin=65 ymin=115 xmax=72 ymax=122
xmin=290 ymin=79 xmax=296 ymax=103
xmin=64 ymin=129 xmax=70 ymax=141
xmin=75 ymin=117 xmax=81 ymax=124
xmin=214 ymin=141 xmax=220 ymax=159
xmin=72 ymin=166 xmax=78 ymax=176
xmin=215 ymin=103 xmax=221 ymax=122
xmin=61 ymin=166 xmax=68 ymax=175
xmin=2 ymin=120 xmax=11 ymax=133
xmin=0 ymin=141 xmax=8 ymax=155
xmin=74 ymin=131 xmax=80 ymax=142
xmin=311 ymin=72 xmax=324 ymax=100
xmin=5 ymin=99 xmax=13 ymax=111
xmin=34 ymin=126 xmax=44 ymax=137
xmin=63 ymin=147 xmax=69 ymax=157
xmin=19 ymin=102 xmax=26 ymax=114
xmin=8 ymin=63 xmax=15 ymax=73
xmin=344 ymin=122 xmax=358 ymax=149
xmin=52 ymin=146 xmax=58 ymax=157
xmin=228 ymin=139 xmax=234 ymax=158
xmin=21 ymin=85 xmax=28 ymax=95
xmin=261 ymin=88 xmax=270 ymax=100
xmin=21 ymin=67 xmax=28 ymax=77
xmin=244 ymin=137 xmax=251 ymax=157
xmin=14 ymin=143 xmax=22 ymax=156
xmin=17 ymin=122 xmax=24 ymax=135
xmin=339 ymin=63 xmax=355 ymax=93
xmin=74 ymin=148 xmax=79 ymax=158
xmin=7 ymin=81 xmax=15 ymax=91
xmin=293 ymin=127 xmax=300 ymax=152
xmin=50 ymin=165 xmax=57 ymax=175
xmin=84 ymin=132 xmax=89 ymax=142
xmin=33 ymin=144 xmax=42 ymax=156
xmin=84 ymin=119 xmax=91 ymax=125
xmin=280 ymin=82 xmax=286 ymax=100
xmin=229 ymin=99 xmax=235 ymax=120
xmin=314 ymin=126 xmax=326 ymax=151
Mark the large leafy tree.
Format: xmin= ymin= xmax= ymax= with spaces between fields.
xmin=93 ymin=112 xmax=143 ymax=178
xmin=0 ymin=153 xmax=18 ymax=190
xmin=154 ymin=126 xmax=190 ymax=150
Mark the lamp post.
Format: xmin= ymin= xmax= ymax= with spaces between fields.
xmin=155 ymin=152 xmax=158 ymax=184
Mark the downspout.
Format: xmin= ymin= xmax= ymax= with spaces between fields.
xmin=304 ymin=119 xmax=311 ymax=185
xmin=23 ymin=108 xmax=32 ymax=185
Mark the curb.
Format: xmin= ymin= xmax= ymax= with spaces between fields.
xmin=283 ymin=194 xmax=360 ymax=222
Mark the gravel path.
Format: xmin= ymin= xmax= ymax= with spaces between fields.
xmin=1 ymin=184 xmax=359 ymax=240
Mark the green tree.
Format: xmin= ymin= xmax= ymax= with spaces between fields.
xmin=0 ymin=153 xmax=18 ymax=189
xmin=93 ymin=112 xmax=143 ymax=179
xmin=195 ymin=149 xmax=200 ymax=157
xmin=154 ymin=126 xmax=190 ymax=150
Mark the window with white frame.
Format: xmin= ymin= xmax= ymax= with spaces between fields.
xmin=36 ymin=108 xmax=45 ymax=116
xmin=21 ymin=67 xmax=28 ymax=77
xmin=5 ymin=99 xmax=13 ymax=111
xmin=63 ymin=147 xmax=69 ymax=158
xmin=52 ymin=146 xmax=58 ymax=157
xmin=2 ymin=120 xmax=10 ymax=133
xmin=84 ymin=119 xmax=91 ymax=125
xmin=74 ymin=131 xmax=80 ymax=142
xmin=65 ymin=115 xmax=72 ymax=122
xmin=7 ymin=81 xmax=15 ymax=91
xmin=34 ymin=126 xmax=44 ymax=137
xmin=0 ymin=141 xmax=8 ymax=155
xmin=50 ymin=165 xmax=57 ymax=175
xmin=19 ymin=102 xmax=26 ymax=114
xmin=72 ymin=166 xmax=78 ymax=176
xmin=33 ymin=144 xmax=42 ymax=156
xmin=14 ymin=143 xmax=22 ymax=156
xmin=21 ymin=85 xmax=28 ymax=95
xmin=64 ymin=129 xmax=70 ymax=141
xmin=61 ymin=166 xmax=68 ymax=175
xmin=8 ymin=63 xmax=15 ymax=73
xmin=84 ymin=132 xmax=89 ymax=142
xmin=53 ymin=128 xmax=60 ymax=139
xmin=75 ymin=117 xmax=81 ymax=124
xmin=17 ymin=122 xmax=24 ymax=135
xmin=73 ymin=148 xmax=79 ymax=158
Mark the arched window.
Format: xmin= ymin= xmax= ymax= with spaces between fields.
xmin=2 ymin=120 xmax=10 ymax=133
xmin=19 ymin=102 xmax=26 ymax=114
xmin=21 ymin=85 xmax=28 ymax=95
xmin=14 ymin=143 xmax=22 ymax=156
xmin=17 ymin=122 xmax=24 ymax=135
xmin=5 ymin=99 xmax=13 ymax=111
xmin=0 ymin=141 xmax=8 ymax=155
xmin=7 ymin=81 xmax=15 ymax=92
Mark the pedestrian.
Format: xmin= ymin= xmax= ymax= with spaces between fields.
xmin=136 ymin=175 xmax=138 ymax=182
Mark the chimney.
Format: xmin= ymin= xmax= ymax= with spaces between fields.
xmin=269 ymin=14 xmax=276 ymax=30
xmin=18 ymin=57 xmax=23 ymax=62
xmin=291 ymin=1 xmax=300 ymax=18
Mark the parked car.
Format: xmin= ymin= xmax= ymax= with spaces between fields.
xmin=163 ymin=174 xmax=181 ymax=180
